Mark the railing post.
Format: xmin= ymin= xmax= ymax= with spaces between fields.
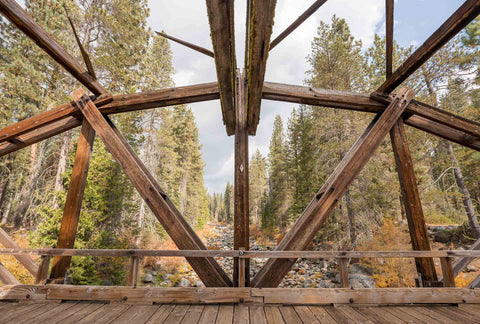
xmin=440 ymin=257 xmax=455 ymax=287
xmin=35 ymin=255 xmax=51 ymax=285
xmin=339 ymin=258 xmax=349 ymax=288
xmin=238 ymin=248 xmax=246 ymax=287
xmin=128 ymin=256 xmax=139 ymax=287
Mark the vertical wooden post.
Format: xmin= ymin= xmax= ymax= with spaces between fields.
xmin=390 ymin=119 xmax=438 ymax=283
xmin=238 ymin=248 xmax=246 ymax=288
xmin=338 ymin=259 xmax=349 ymax=288
xmin=128 ymin=256 xmax=139 ymax=287
xmin=50 ymin=119 xmax=95 ymax=279
xmin=386 ymin=0 xmax=394 ymax=78
xmin=35 ymin=255 xmax=51 ymax=285
xmin=440 ymin=257 xmax=455 ymax=287
xmin=234 ymin=70 xmax=250 ymax=287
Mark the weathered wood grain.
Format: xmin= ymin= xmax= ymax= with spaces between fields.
xmin=206 ymin=0 xmax=236 ymax=135
xmin=386 ymin=0 xmax=394 ymax=77
xmin=390 ymin=118 xmax=437 ymax=282
xmin=0 ymin=262 xmax=19 ymax=285
xmin=246 ymin=0 xmax=276 ymax=135
xmin=156 ymin=31 xmax=214 ymax=58
xmin=50 ymin=120 xmax=95 ymax=279
xmin=440 ymin=257 xmax=456 ymax=288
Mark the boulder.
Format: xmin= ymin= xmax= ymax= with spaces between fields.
xmin=142 ymin=273 xmax=154 ymax=283
xmin=194 ymin=280 xmax=205 ymax=287
xmin=465 ymin=265 xmax=477 ymax=273
xmin=349 ymin=263 xmax=374 ymax=276
xmin=175 ymin=278 xmax=191 ymax=287
xmin=349 ymin=274 xmax=375 ymax=288
xmin=434 ymin=230 xmax=452 ymax=243
xmin=316 ymin=281 xmax=335 ymax=288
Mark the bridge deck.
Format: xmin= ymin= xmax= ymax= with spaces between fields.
xmin=0 ymin=301 xmax=479 ymax=323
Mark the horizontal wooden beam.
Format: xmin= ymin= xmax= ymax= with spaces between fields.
xmin=206 ymin=0 xmax=236 ymax=135
xmin=0 ymin=83 xmax=219 ymax=156
xmin=246 ymin=0 xmax=276 ymax=135
xmin=270 ymin=0 xmax=327 ymax=50
xmin=377 ymin=0 xmax=480 ymax=93
xmin=0 ymin=0 xmax=107 ymax=96
xmin=1 ymin=248 xmax=479 ymax=258
xmin=262 ymin=82 xmax=480 ymax=151
xmin=155 ymin=31 xmax=214 ymax=58
xmin=0 ymin=285 xmax=479 ymax=305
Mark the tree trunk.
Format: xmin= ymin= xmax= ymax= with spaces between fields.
xmin=52 ymin=130 xmax=72 ymax=209
xmin=446 ymin=141 xmax=480 ymax=238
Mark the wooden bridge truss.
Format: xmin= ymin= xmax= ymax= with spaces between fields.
xmin=1 ymin=0 xmax=480 ymax=299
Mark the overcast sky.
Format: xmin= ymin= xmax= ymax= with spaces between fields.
xmin=145 ymin=0 xmax=465 ymax=194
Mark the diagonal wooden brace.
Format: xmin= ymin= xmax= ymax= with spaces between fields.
xmin=70 ymin=89 xmax=231 ymax=287
xmin=252 ymin=88 xmax=415 ymax=287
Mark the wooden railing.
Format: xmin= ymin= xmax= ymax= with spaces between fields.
xmin=0 ymin=248 xmax=479 ymax=288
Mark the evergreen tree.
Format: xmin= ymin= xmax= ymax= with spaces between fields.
xmin=224 ymin=182 xmax=234 ymax=223
xmin=249 ymin=150 xmax=267 ymax=227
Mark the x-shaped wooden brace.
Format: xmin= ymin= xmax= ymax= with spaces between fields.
xmin=59 ymin=89 xmax=232 ymax=287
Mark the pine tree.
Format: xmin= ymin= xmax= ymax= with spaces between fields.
xmin=224 ymin=182 xmax=234 ymax=223
xmin=264 ymin=115 xmax=289 ymax=231
xmin=249 ymin=149 xmax=267 ymax=227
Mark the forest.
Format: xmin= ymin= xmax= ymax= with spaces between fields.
xmin=0 ymin=0 xmax=479 ymax=286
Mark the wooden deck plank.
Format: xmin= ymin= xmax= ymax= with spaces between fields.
xmin=416 ymin=306 xmax=463 ymax=324
xmin=293 ymin=305 xmax=320 ymax=323
xmin=432 ymin=306 xmax=480 ymax=323
xmin=308 ymin=306 xmax=338 ymax=324
xmin=323 ymin=306 xmax=352 ymax=324
xmin=216 ymin=304 xmax=234 ymax=324
xmin=43 ymin=303 xmax=90 ymax=324
xmin=145 ymin=304 xmax=176 ymax=324
xmin=397 ymin=307 xmax=443 ymax=323
xmin=58 ymin=302 xmax=105 ymax=324
xmin=181 ymin=305 xmax=204 ymax=324
xmin=264 ymin=306 xmax=285 ymax=324
xmin=164 ymin=304 xmax=190 ymax=324
xmin=336 ymin=306 xmax=376 ymax=324
xmin=233 ymin=304 xmax=249 ymax=324
xmin=279 ymin=306 xmax=302 ymax=324
xmin=358 ymin=306 xmax=405 ymax=324
xmin=384 ymin=306 xmax=426 ymax=323
xmin=76 ymin=304 xmax=131 ymax=323
xmin=7 ymin=303 xmax=60 ymax=324
xmin=249 ymin=305 xmax=267 ymax=324
xmin=34 ymin=302 xmax=79 ymax=323
xmin=458 ymin=304 xmax=480 ymax=317
xmin=0 ymin=302 xmax=45 ymax=321
xmin=198 ymin=304 xmax=219 ymax=324
xmin=109 ymin=305 xmax=158 ymax=324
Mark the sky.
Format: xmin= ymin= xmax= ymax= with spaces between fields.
xmin=145 ymin=0 xmax=466 ymax=194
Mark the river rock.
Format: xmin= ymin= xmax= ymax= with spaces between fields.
xmin=175 ymin=278 xmax=191 ymax=287
xmin=434 ymin=231 xmax=452 ymax=243
xmin=142 ymin=273 xmax=154 ymax=283
xmin=349 ymin=263 xmax=374 ymax=276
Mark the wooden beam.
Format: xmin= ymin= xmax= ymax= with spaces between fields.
xmin=206 ymin=0 xmax=236 ymax=135
xmin=377 ymin=0 xmax=480 ymax=93
xmin=0 ymin=262 xmax=19 ymax=285
xmin=246 ymin=0 xmax=276 ymax=135
xmin=50 ymin=119 xmax=95 ymax=279
xmin=270 ymin=0 xmax=327 ymax=50
xmin=155 ymin=31 xmax=214 ymax=58
xmin=0 ymin=82 xmax=219 ymax=157
xmin=338 ymin=259 xmax=349 ymax=288
xmin=440 ymin=237 xmax=480 ymax=282
xmin=35 ymin=255 xmax=51 ymax=285
xmin=233 ymin=70 xmax=249 ymax=287
xmin=252 ymin=88 xmax=415 ymax=288
xmin=468 ymin=273 xmax=480 ymax=288
xmin=0 ymin=227 xmax=38 ymax=276
xmin=128 ymin=256 xmax=139 ymax=287
xmin=440 ymin=257 xmax=456 ymax=287
xmin=0 ymin=0 xmax=107 ymax=96
xmin=262 ymin=82 xmax=480 ymax=151
xmin=70 ymin=89 xmax=231 ymax=287
xmin=390 ymin=118 xmax=437 ymax=282
xmin=385 ymin=0 xmax=394 ymax=78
